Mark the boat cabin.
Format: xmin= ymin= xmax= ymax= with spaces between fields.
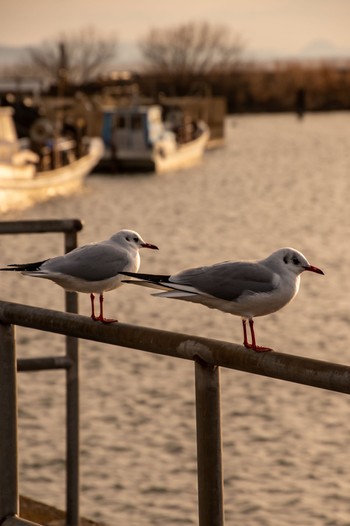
xmin=97 ymin=102 xmax=208 ymax=173
xmin=101 ymin=105 xmax=175 ymax=163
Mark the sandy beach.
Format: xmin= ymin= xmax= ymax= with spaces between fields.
xmin=1 ymin=112 xmax=350 ymax=525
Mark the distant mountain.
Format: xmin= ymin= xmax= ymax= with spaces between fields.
xmin=299 ymin=39 xmax=350 ymax=59
xmin=1 ymin=39 xmax=349 ymax=70
xmin=0 ymin=42 xmax=139 ymax=70
xmin=118 ymin=41 xmax=142 ymax=67
xmin=0 ymin=45 xmax=28 ymax=66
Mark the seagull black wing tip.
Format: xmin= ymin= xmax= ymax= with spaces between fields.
xmin=120 ymin=271 xmax=171 ymax=283
xmin=0 ymin=259 xmax=48 ymax=272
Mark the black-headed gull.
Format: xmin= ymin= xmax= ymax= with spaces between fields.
xmin=1 ymin=229 xmax=158 ymax=323
xmin=122 ymin=247 xmax=324 ymax=351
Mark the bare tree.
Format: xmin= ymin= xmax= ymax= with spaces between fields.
xmin=139 ymin=21 xmax=245 ymax=76
xmin=25 ymin=26 xmax=118 ymax=84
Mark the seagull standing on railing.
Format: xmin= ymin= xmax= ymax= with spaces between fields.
xmin=0 ymin=229 xmax=159 ymax=323
xmin=121 ymin=247 xmax=324 ymax=351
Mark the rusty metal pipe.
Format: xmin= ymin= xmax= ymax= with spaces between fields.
xmin=17 ymin=356 xmax=71 ymax=372
xmin=195 ymin=360 xmax=224 ymax=526
xmin=0 ymin=323 xmax=18 ymax=520
xmin=0 ymin=220 xmax=82 ymax=526
xmin=0 ymin=219 xmax=83 ymax=235
xmin=0 ymin=300 xmax=350 ymax=395
xmin=64 ymin=232 xmax=80 ymax=526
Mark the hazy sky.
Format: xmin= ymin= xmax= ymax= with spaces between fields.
xmin=2 ymin=0 xmax=350 ymax=61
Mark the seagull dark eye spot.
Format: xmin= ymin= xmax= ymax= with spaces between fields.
xmin=125 ymin=236 xmax=130 ymax=242
xmin=292 ymin=256 xmax=300 ymax=265
xmin=283 ymin=256 xmax=288 ymax=264
xmin=133 ymin=236 xmax=139 ymax=243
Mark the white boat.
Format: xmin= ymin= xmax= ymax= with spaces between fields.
xmin=100 ymin=104 xmax=209 ymax=173
xmin=0 ymin=107 xmax=104 ymax=213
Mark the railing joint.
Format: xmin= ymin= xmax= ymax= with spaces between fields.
xmin=194 ymin=354 xmax=210 ymax=367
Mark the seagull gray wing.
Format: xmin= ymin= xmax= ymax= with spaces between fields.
xmin=43 ymin=243 xmax=130 ymax=282
xmin=169 ymin=261 xmax=277 ymax=301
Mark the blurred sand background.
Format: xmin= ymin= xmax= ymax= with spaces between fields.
xmin=1 ymin=112 xmax=350 ymax=525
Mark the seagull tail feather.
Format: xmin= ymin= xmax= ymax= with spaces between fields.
xmin=120 ymin=271 xmax=170 ymax=283
xmin=0 ymin=259 xmax=48 ymax=272
xmin=122 ymin=279 xmax=168 ymax=291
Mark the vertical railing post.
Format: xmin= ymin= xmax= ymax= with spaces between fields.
xmin=0 ymin=219 xmax=83 ymax=526
xmin=64 ymin=231 xmax=80 ymax=526
xmin=0 ymin=323 xmax=19 ymax=521
xmin=195 ymin=359 xmax=225 ymax=526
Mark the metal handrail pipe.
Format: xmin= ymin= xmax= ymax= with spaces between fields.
xmin=195 ymin=361 xmax=224 ymax=526
xmin=0 ymin=220 xmax=81 ymax=526
xmin=0 ymin=300 xmax=349 ymax=395
xmin=17 ymin=356 xmax=72 ymax=372
xmin=0 ymin=324 xmax=17 ymax=520
xmin=0 ymin=219 xmax=83 ymax=235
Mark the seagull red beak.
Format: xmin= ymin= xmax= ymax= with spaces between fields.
xmin=304 ymin=265 xmax=324 ymax=275
xmin=141 ymin=242 xmax=159 ymax=250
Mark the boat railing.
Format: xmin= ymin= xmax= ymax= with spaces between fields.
xmin=1 ymin=221 xmax=350 ymax=526
xmin=0 ymin=218 xmax=83 ymax=526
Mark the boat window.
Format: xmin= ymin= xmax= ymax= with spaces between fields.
xmin=131 ymin=115 xmax=142 ymax=130
xmin=116 ymin=115 xmax=126 ymax=129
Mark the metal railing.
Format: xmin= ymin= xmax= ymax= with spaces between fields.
xmin=2 ymin=300 xmax=350 ymax=526
xmin=0 ymin=219 xmax=83 ymax=526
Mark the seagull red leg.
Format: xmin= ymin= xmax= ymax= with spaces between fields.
xmin=90 ymin=292 xmax=118 ymax=323
xmin=249 ymin=319 xmax=272 ymax=352
xmin=241 ymin=318 xmax=272 ymax=352
xmin=98 ymin=293 xmax=118 ymax=324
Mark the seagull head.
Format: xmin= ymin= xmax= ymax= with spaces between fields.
xmin=111 ymin=229 xmax=159 ymax=250
xmin=264 ymin=247 xmax=324 ymax=276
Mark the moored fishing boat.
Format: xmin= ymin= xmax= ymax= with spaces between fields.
xmin=0 ymin=107 xmax=104 ymax=213
xmin=98 ymin=104 xmax=209 ymax=173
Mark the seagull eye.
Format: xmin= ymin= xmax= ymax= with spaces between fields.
xmin=133 ymin=236 xmax=139 ymax=243
xmin=292 ymin=256 xmax=300 ymax=265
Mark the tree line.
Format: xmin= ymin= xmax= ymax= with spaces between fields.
xmin=3 ymin=23 xmax=350 ymax=113
xmin=137 ymin=62 xmax=350 ymax=113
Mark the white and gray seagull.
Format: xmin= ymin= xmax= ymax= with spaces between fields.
xmin=122 ymin=247 xmax=324 ymax=351
xmin=1 ymin=229 xmax=159 ymax=323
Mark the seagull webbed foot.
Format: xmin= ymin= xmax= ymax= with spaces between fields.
xmin=244 ymin=343 xmax=273 ymax=353
xmin=91 ymin=314 xmax=118 ymax=324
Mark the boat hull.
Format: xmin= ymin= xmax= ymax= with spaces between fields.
xmin=154 ymin=123 xmax=210 ymax=173
xmin=99 ymin=122 xmax=210 ymax=174
xmin=0 ymin=138 xmax=104 ymax=213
